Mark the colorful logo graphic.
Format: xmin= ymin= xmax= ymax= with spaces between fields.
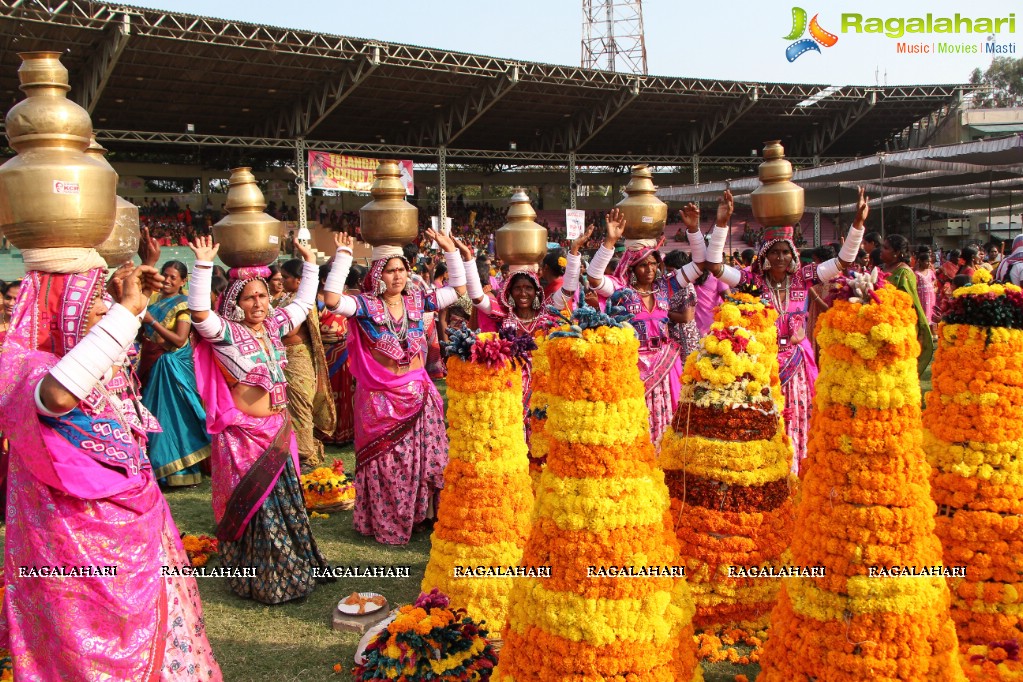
xmin=784 ymin=7 xmax=839 ymax=62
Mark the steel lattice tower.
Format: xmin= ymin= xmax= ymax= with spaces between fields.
xmin=581 ymin=0 xmax=648 ymax=74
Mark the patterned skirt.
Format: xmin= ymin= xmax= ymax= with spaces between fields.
xmin=219 ymin=458 xmax=332 ymax=604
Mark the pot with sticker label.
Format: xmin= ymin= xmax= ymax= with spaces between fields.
xmin=616 ymin=164 xmax=667 ymax=241
xmin=212 ymin=167 xmax=284 ymax=267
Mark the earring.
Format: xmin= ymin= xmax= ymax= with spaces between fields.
xmin=376 ymin=279 xmax=386 ymax=296
xmin=532 ymin=296 xmax=542 ymax=310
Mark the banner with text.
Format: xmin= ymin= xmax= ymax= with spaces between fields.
xmin=307 ymin=152 xmax=414 ymax=195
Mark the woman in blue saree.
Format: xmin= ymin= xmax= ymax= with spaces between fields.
xmin=140 ymin=260 xmax=211 ymax=486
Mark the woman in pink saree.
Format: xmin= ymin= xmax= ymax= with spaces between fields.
xmin=322 ymin=230 xmax=467 ymax=545
xmin=0 ymin=250 xmax=220 ymax=680
xmin=689 ymin=189 xmax=869 ymax=474
xmin=188 ymin=236 xmax=337 ymax=604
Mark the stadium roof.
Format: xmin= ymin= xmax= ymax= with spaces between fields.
xmin=0 ymin=1 xmax=976 ymax=166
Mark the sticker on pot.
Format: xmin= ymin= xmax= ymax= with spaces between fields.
xmin=641 ymin=216 xmax=654 ymax=224
xmin=54 ymin=181 xmax=80 ymax=195
xmin=268 ymin=235 xmax=279 ymax=244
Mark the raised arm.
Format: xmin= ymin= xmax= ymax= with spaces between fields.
xmin=322 ymin=231 xmax=358 ymax=318
xmin=186 ymin=235 xmax=219 ymax=325
xmin=816 ymin=187 xmax=869 ymax=282
xmin=38 ymin=263 xmax=161 ymax=415
xmin=457 ymin=237 xmax=494 ymax=315
xmin=425 ymin=227 xmax=467 ymax=308
xmin=584 ymin=209 xmax=626 ymax=297
xmin=552 ymin=223 xmax=594 ymax=308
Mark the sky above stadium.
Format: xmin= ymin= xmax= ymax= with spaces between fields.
xmin=138 ymin=0 xmax=1015 ymax=86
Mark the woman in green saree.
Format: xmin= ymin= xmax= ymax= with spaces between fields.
xmin=880 ymin=234 xmax=935 ymax=376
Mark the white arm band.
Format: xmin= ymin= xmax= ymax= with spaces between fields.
xmin=563 ymin=253 xmax=582 ymax=292
xmin=48 ymin=303 xmax=141 ymax=401
xmin=839 ymin=226 xmax=865 ymax=263
xmin=676 ymin=262 xmax=703 ymax=284
xmin=435 ymin=287 xmax=459 ymax=309
xmin=549 ymin=288 xmax=570 ymax=310
xmin=464 ymin=259 xmax=484 ymax=300
xmin=444 ymin=251 xmax=466 ymax=287
xmin=188 ymin=261 xmax=213 ymax=312
xmin=685 ymin=230 xmax=707 ymax=263
xmin=817 ymin=258 xmax=842 ymax=283
xmin=328 ymin=295 xmax=358 ymax=317
xmin=35 ymin=379 xmax=71 ymax=417
xmin=718 ymin=264 xmax=743 ymax=288
xmin=476 ymin=294 xmax=493 ymax=314
xmin=706 ymin=225 xmax=729 ymax=263
xmin=586 ymin=245 xmax=615 ymax=281
xmin=591 ymin=276 xmax=614 ymax=298
xmin=323 ymin=250 xmax=352 ymax=294
xmin=192 ymin=313 xmax=226 ymax=341
xmin=293 ymin=261 xmax=320 ymax=309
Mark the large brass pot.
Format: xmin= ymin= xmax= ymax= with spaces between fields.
xmin=212 ymin=167 xmax=282 ymax=268
xmin=85 ymin=137 xmax=140 ymax=266
xmin=616 ymin=164 xmax=667 ymax=241
xmin=0 ymin=52 xmax=116 ymax=249
xmin=495 ymin=188 xmax=547 ymax=266
xmin=359 ymin=160 xmax=418 ymax=247
xmin=750 ymin=141 xmax=804 ymax=228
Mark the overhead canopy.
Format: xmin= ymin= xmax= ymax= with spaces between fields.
xmin=0 ymin=1 xmax=971 ymax=166
xmin=657 ymin=134 xmax=1023 ymax=216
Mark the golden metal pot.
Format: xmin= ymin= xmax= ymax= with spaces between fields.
xmin=0 ymin=52 xmax=116 ymax=250
xmin=85 ymin=137 xmax=140 ymax=267
xmin=616 ymin=164 xmax=667 ymax=241
xmin=495 ymin=188 xmax=547 ymax=266
xmin=212 ymin=167 xmax=283 ymax=268
xmin=750 ymin=141 xmax=804 ymax=228
xmin=359 ymin=160 xmax=418 ymax=247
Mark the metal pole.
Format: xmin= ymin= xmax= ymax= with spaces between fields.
xmin=692 ymin=154 xmax=700 ymax=184
xmin=879 ymin=154 xmax=886 ymax=237
xmin=569 ymin=151 xmax=577 ymax=210
xmin=295 ymin=137 xmax=308 ymax=235
xmin=814 ymin=209 xmax=821 ymax=248
xmin=438 ymin=146 xmax=448 ymax=228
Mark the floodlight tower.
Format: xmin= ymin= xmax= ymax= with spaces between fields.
xmin=581 ymin=0 xmax=648 ymax=74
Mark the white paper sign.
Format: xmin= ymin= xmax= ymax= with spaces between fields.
xmin=430 ymin=217 xmax=452 ymax=250
xmin=565 ymin=209 xmax=586 ymax=240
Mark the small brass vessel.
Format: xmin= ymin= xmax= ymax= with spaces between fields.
xmin=750 ymin=141 xmax=804 ymax=228
xmin=212 ymin=168 xmax=283 ymax=268
xmin=495 ymin=188 xmax=547 ymax=266
xmin=359 ymin=160 xmax=418 ymax=247
xmin=616 ymin=165 xmax=667 ymax=241
xmin=0 ymin=52 xmax=117 ymax=249
xmin=85 ymin=137 xmax=140 ymax=267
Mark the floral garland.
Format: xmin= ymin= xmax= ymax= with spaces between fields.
xmin=925 ymin=277 xmax=1023 ymax=680
xmin=300 ymin=460 xmax=356 ymax=511
xmin=526 ymin=334 xmax=550 ymax=487
xmin=180 ymin=533 xmax=218 ymax=568
xmin=493 ymin=322 xmax=702 ymax=682
xmin=658 ymin=294 xmax=793 ymax=634
xmin=353 ymin=589 xmax=498 ymax=681
xmin=422 ymin=331 xmax=534 ymax=631
xmin=758 ymin=283 xmax=965 ymax=681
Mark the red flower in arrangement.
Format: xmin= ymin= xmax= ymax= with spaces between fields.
xmin=710 ymin=328 xmax=750 ymax=353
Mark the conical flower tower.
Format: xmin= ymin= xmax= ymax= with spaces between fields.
xmin=494 ymin=304 xmax=701 ymax=682
xmin=924 ymin=271 xmax=1023 ymax=680
xmin=659 ymin=291 xmax=794 ymax=634
xmin=422 ymin=330 xmax=536 ymax=629
xmin=526 ymin=333 xmax=551 ymax=489
xmin=758 ymin=273 xmax=964 ymax=681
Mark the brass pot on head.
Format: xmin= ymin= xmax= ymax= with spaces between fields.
xmin=0 ymin=52 xmax=117 ymax=250
xmin=359 ymin=160 xmax=418 ymax=247
xmin=616 ymin=164 xmax=667 ymax=241
xmin=85 ymin=136 xmax=140 ymax=267
xmin=212 ymin=167 xmax=283 ymax=268
xmin=495 ymin=188 xmax=548 ymax=266
xmin=750 ymin=141 xmax=804 ymax=228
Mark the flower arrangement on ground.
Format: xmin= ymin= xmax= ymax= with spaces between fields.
xmin=353 ymin=588 xmax=498 ymax=681
xmin=180 ymin=533 xmax=219 ymax=568
xmin=659 ymin=288 xmax=794 ymax=633
xmin=300 ymin=460 xmax=356 ymax=511
xmin=422 ymin=329 xmax=536 ymax=630
xmin=493 ymin=302 xmax=702 ymax=682
xmin=758 ymin=271 xmax=964 ymax=681
xmin=925 ymin=273 xmax=1023 ymax=681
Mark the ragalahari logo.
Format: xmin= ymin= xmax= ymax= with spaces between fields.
xmin=785 ymin=7 xmax=839 ymax=61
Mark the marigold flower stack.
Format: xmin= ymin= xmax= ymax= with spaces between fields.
xmin=758 ymin=278 xmax=964 ymax=680
xmin=526 ymin=334 xmax=551 ymax=488
xmin=422 ymin=331 xmax=535 ymax=629
xmin=659 ymin=292 xmax=794 ymax=631
xmin=494 ymin=309 xmax=701 ymax=682
xmin=924 ymin=276 xmax=1023 ymax=680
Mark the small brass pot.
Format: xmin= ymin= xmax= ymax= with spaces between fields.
xmin=212 ymin=168 xmax=283 ymax=268
xmin=359 ymin=160 xmax=418 ymax=247
xmin=616 ymin=164 xmax=667 ymax=241
xmin=495 ymin=188 xmax=547 ymax=266
xmin=750 ymin=141 xmax=804 ymax=228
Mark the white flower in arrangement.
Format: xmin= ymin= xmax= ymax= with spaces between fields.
xmin=847 ymin=267 xmax=881 ymax=304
